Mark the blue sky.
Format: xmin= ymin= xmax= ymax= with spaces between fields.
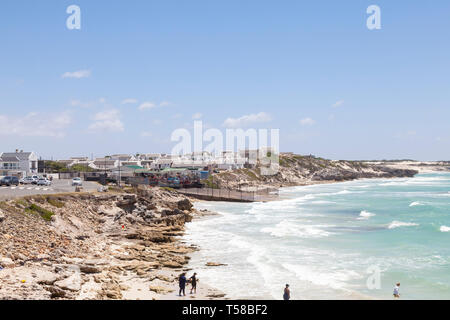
xmin=1 ymin=0 xmax=449 ymax=160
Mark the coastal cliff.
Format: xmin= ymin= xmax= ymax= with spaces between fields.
xmin=0 ymin=187 xmax=220 ymax=300
xmin=211 ymin=154 xmax=419 ymax=190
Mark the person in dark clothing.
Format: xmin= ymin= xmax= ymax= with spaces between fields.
xmin=179 ymin=273 xmax=187 ymax=296
xmin=283 ymin=284 xmax=290 ymax=300
xmin=189 ymin=273 xmax=198 ymax=294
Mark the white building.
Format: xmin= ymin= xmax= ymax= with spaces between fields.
xmin=0 ymin=151 xmax=38 ymax=176
xmin=150 ymin=158 xmax=173 ymax=170
xmin=110 ymin=154 xmax=136 ymax=162
xmin=90 ymin=158 xmax=119 ymax=171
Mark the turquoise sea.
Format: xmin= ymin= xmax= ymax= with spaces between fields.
xmin=183 ymin=173 xmax=450 ymax=300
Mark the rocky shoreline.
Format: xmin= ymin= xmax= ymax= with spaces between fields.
xmin=0 ymin=187 xmax=225 ymax=300
xmin=1 ymin=156 xmax=448 ymax=300
xmin=210 ymin=155 xmax=427 ymax=191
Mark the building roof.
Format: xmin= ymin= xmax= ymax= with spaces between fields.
xmin=134 ymin=169 xmax=161 ymax=174
xmin=0 ymin=156 xmax=20 ymax=162
xmin=93 ymin=160 xmax=117 ymax=166
xmin=155 ymin=159 xmax=173 ymax=164
xmin=124 ymin=165 xmax=143 ymax=170
xmin=1 ymin=152 xmax=34 ymax=161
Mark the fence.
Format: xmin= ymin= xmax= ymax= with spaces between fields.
xmin=177 ymin=187 xmax=279 ymax=202
xmin=127 ymin=177 xmax=150 ymax=186
xmin=58 ymin=172 xmax=104 ymax=180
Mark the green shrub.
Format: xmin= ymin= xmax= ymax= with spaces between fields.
xmin=26 ymin=204 xmax=54 ymax=221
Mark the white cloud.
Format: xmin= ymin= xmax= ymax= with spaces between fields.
xmin=122 ymin=98 xmax=138 ymax=105
xmin=138 ymin=102 xmax=156 ymax=111
xmin=0 ymin=111 xmax=72 ymax=138
xmin=332 ymin=100 xmax=344 ymax=108
xmin=62 ymin=70 xmax=91 ymax=79
xmin=138 ymin=101 xmax=171 ymax=111
xmin=223 ymin=112 xmax=272 ymax=128
xmin=172 ymin=113 xmax=183 ymax=119
xmin=88 ymin=109 xmax=124 ymax=132
xmin=300 ymin=117 xmax=316 ymax=126
xmin=152 ymin=119 xmax=162 ymax=126
xmin=192 ymin=112 xmax=203 ymax=120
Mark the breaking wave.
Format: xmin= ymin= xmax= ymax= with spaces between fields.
xmin=260 ymin=220 xmax=333 ymax=238
xmin=409 ymin=201 xmax=423 ymax=207
xmin=282 ymin=263 xmax=362 ymax=290
xmin=388 ymin=221 xmax=419 ymax=229
xmin=358 ymin=210 xmax=376 ymax=220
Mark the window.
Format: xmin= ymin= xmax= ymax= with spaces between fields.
xmin=2 ymin=163 xmax=19 ymax=170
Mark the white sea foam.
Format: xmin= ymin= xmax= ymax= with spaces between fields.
xmin=409 ymin=201 xmax=424 ymax=207
xmin=380 ymin=176 xmax=450 ymax=187
xmin=357 ymin=210 xmax=376 ymax=220
xmin=313 ymin=190 xmax=365 ymax=197
xmin=282 ymin=263 xmax=362 ymax=290
xmin=310 ymin=200 xmax=335 ymax=204
xmin=187 ymin=173 xmax=450 ymax=300
xmin=260 ymin=220 xmax=333 ymax=238
xmin=388 ymin=221 xmax=419 ymax=229
xmin=246 ymin=194 xmax=316 ymax=215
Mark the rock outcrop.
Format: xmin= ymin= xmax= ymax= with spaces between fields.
xmin=211 ymin=154 xmax=419 ymax=189
xmin=0 ymin=187 xmax=198 ymax=300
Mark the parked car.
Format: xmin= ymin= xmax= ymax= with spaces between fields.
xmin=72 ymin=177 xmax=83 ymax=186
xmin=37 ymin=178 xmax=52 ymax=186
xmin=0 ymin=176 xmax=20 ymax=186
xmin=31 ymin=175 xmax=40 ymax=184
xmin=20 ymin=176 xmax=35 ymax=185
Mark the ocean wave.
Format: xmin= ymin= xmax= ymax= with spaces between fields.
xmin=440 ymin=226 xmax=450 ymax=232
xmin=282 ymin=263 xmax=362 ymax=290
xmin=436 ymin=193 xmax=450 ymax=198
xmin=245 ymin=194 xmax=316 ymax=214
xmin=310 ymin=200 xmax=336 ymax=205
xmin=357 ymin=210 xmax=376 ymax=220
xmin=388 ymin=221 xmax=419 ymax=229
xmin=378 ymin=176 xmax=450 ymax=187
xmin=313 ymin=190 xmax=365 ymax=197
xmin=260 ymin=220 xmax=333 ymax=238
xmin=409 ymin=201 xmax=424 ymax=207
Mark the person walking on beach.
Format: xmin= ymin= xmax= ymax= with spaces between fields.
xmin=179 ymin=273 xmax=187 ymax=296
xmin=189 ymin=272 xmax=198 ymax=294
xmin=393 ymin=283 xmax=400 ymax=299
xmin=283 ymin=284 xmax=290 ymax=300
